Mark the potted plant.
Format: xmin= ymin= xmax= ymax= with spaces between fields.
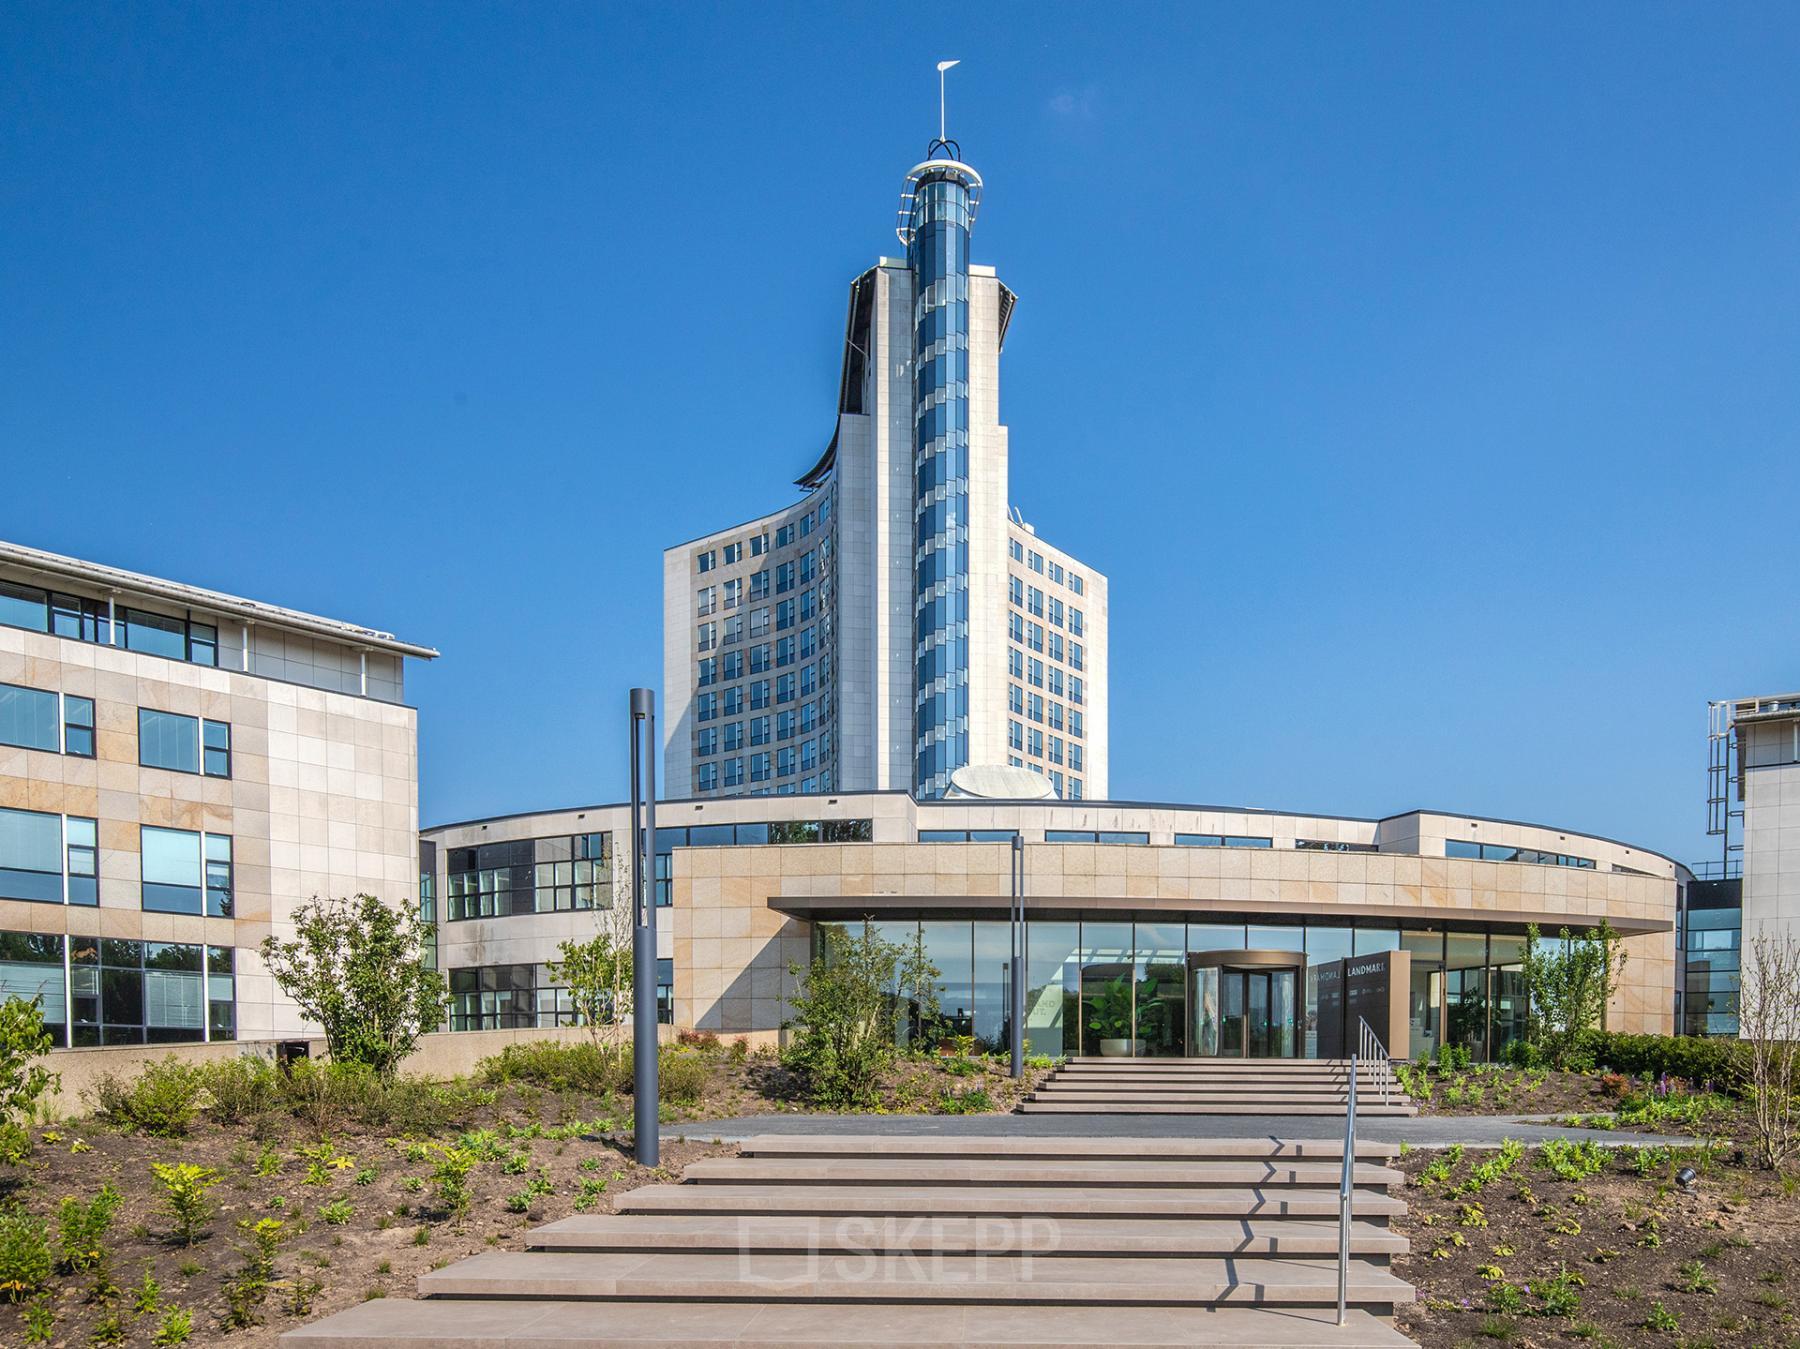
xmin=1087 ymin=976 xmax=1143 ymax=1056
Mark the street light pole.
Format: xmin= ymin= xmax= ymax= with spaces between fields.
xmin=628 ymin=688 xmax=659 ymax=1166
xmin=1010 ymin=833 xmax=1025 ymax=1079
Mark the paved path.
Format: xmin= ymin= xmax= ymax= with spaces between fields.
xmin=666 ymin=1110 xmax=1697 ymax=1149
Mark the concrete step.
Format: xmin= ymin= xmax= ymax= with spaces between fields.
xmin=416 ymin=1249 xmax=1415 ymax=1308
xmin=615 ymin=1183 xmax=1407 ymax=1221
xmin=679 ymin=1157 xmax=1403 ymax=1190
xmin=1062 ymin=1058 xmax=1361 ymax=1069
xmin=1019 ymin=1101 xmax=1415 ymax=1117
xmin=526 ymin=1213 xmax=1409 ymax=1258
xmin=281 ymin=1297 xmax=1417 ymax=1346
xmin=738 ymin=1134 xmax=1398 ymax=1162
xmin=1031 ymin=1090 xmax=1364 ymax=1104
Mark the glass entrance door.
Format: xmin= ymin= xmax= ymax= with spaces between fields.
xmin=1193 ymin=967 xmax=1299 ymax=1058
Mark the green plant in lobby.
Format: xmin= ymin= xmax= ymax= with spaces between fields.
xmin=1520 ymin=921 xmax=1624 ymax=1070
xmin=782 ymin=922 xmax=904 ymax=1108
xmin=260 ymin=893 xmax=447 ymax=1080
xmin=1085 ymin=975 xmax=1161 ymax=1050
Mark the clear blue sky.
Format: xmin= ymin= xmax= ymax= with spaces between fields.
xmin=3 ymin=5 xmax=1797 ymax=862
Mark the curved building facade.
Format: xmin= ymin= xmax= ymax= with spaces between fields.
xmin=423 ymin=792 xmax=1677 ymax=1061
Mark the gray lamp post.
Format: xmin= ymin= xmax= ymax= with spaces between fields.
xmin=1010 ymin=833 xmax=1025 ymax=1079
xmin=628 ymin=689 xmax=659 ymax=1166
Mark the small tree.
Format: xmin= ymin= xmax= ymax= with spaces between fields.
xmin=782 ymin=922 xmax=903 ymax=1107
xmin=547 ymin=933 xmax=632 ymax=1047
xmin=1521 ymin=921 xmax=1624 ymax=1070
xmin=260 ymin=894 xmax=446 ymax=1080
xmin=1738 ymin=929 xmax=1800 ymax=1171
xmin=0 ymin=996 xmax=57 ymax=1164
xmin=897 ymin=927 xmax=943 ymax=1051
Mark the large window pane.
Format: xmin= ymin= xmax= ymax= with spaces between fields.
xmin=0 ymin=807 xmax=64 ymax=903
xmin=124 ymin=609 xmax=187 ymax=660
xmin=1077 ymin=920 xmax=1134 ymax=1056
xmin=141 ymin=827 xmax=202 ymax=914
xmin=0 ymin=581 xmax=48 ymax=632
xmin=1134 ymin=922 xmax=1186 ymax=1057
xmin=0 ymin=684 xmax=59 ymax=752
xmin=139 ymin=709 xmax=200 ymax=774
xmin=1024 ymin=920 xmax=1080 ymax=1059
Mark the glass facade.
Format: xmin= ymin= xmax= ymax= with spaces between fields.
xmin=814 ymin=915 xmax=1553 ymax=1062
xmin=1680 ymin=877 xmax=1741 ymax=1036
xmin=909 ymin=166 xmax=975 ymax=798
xmin=446 ymin=832 xmax=612 ymax=921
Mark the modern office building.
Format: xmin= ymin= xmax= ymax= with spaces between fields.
xmin=0 ymin=540 xmax=434 ymax=1048
xmin=422 ymin=791 xmax=1676 ymax=1061
xmin=662 ymin=135 xmax=1108 ymax=803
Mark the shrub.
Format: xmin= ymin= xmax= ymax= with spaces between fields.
xmin=659 ymin=1051 xmax=709 ymax=1106
xmin=430 ymin=1143 xmax=478 ymax=1219
xmin=1537 ymin=1139 xmax=1608 ymax=1182
xmin=150 ymin=1163 xmax=221 ymax=1245
xmin=198 ymin=1055 xmax=284 ymax=1123
xmin=320 ymin=1199 xmax=354 ymax=1226
xmin=1522 ymin=923 xmax=1625 ymax=1070
xmin=475 ymin=1041 xmax=631 ymax=1095
xmin=677 ymin=1030 xmax=720 ymax=1051
xmin=151 ymin=1306 xmax=193 ymax=1346
xmin=1586 ymin=1032 xmax=1746 ymax=1093
xmin=57 ymin=1182 xmax=122 ymax=1273
xmin=0 ymin=996 xmax=57 ymax=1164
xmin=89 ymin=1057 xmax=206 ymax=1136
xmin=782 ymin=921 xmax=904 ymax=1108
xmin=223 ymin=1217 xmax=285 ymax=1328
xmin=260 ymin=892 xmax=447 ymax=1079
xmin=0 ymin=1209 xmax=53 ymax=1302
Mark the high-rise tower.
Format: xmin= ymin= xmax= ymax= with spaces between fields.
xmin=664 ymin=109 xmax=1108 ymax=803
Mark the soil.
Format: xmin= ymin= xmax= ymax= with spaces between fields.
xmin=0 ymin=1047 xmax=1047 ymax=1346
xmin=1408 ymin=1066 xmax=1624 ymax=1120
xmin=1393 ymin=1137 xmax=1800 ymax=1347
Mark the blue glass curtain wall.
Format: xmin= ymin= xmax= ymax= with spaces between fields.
xmin=813 ymin=916 xmax=1537 ymax=1062
xmin=909 ymin=171 xmax=974 ymax=797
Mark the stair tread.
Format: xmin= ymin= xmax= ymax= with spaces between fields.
xmin=1020 ymin=1103 xmax=1415 ymax=1116
xmin=526 ymin=1213 xmax=1408 ymax=1255
xmin=417 ymin=1249 xmax=1416 ymax=1304
xmin=740 ymin=1134 xmax=1397 ymax=1160
xmin=616 ymin=1183 xmax=1406 ymax=1217
xmin=281 ymin=1297 xmax=1417 ymax=1346
xmin=682 ymin=1158 xmax=1402 ymax=1186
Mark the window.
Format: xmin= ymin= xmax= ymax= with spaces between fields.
xmin=696 ymin=658 xmax=717 ymax=688
xmin=696 ymin=549 xmax=716 ymax=573
xmin=1047 ymin=667 xmax=1064 ymax=697
xmin=1071 ymin=574 xmax=1085 ymax=595
xmin=918 ymin=829 xmax=1019 ymax=843
xmin=1009 ymin=648 xmax=1024 ymax=678
xmin=750 ymin=716 xmax=771 ymax=746
xmin=696 ymin=621 xmax=715 ymax=652
xmin=1070 ymin=710 xmax=1084 ymax=739
xmin=1298 ymin=839 xmax=1379 ymax=853
xmin=751 ymin=533 xmax=768 ymax=557
xmin=721 ymin=686 xmax=743 ymax=715
xmin=695 ymin=586 xmax=716 ymax=616
xmin=1070 ymin=607 xmax=1085 ymax=636
xmin=1049 ymin=562 xmax=1064 ymax=584
xmin=1027 ymin=586 xmax=1044 ymax=617
xmin=721 ymin=650 xmax=743 ymax=680
xmin=776 ymin=636 xmax=795 ymax=667
xmin=723 ymin=757 xmax=744 ymax=787
xmin=1008 ymin=684 xmax=1023 ymax=714
xmin=1028 ymin=622 xmax=1044 ymax=653
xmin=722 ymin=614 xmax=743 ymax=645
xmin=696 ymin=692 xmax=717 ymax=722
xmin=750 ymin=643 xmax=771 ymax=674
xmin=749 ymin=607 xmax=771 ymax=637
xmin=0 ymin=580 xmax=50 ymax=633
xmin=1028 ymin=658 xmax=1044 ymax=688
xmin=1070 ymin=642 xmax=1084 ymax=671
xmin=1047 ymin=633 xmax=1063 ymax=663
xmin=68 ymin=938 xmax=235 ymax=1045
xmin=1069 ymin=744 xmax=1083 ymax=772
xmin=723 ymin=542 xmax=742 ymax=565
xmin=140 ymin=709 xmax=198 ymax=774
xmin=1028 ymin=727 xmax=1044 ymax=756
xmin=1028 ymin=551 xmax=1044 ymax=574
xmin=450 ymin=964 xmax=568 ymax=1031
xmin=1009 ymin=576 xmax=1024 ymax=606
xmin=202 ymin=720 xmax=231 ymax=777
xmin=775 ymin=524 xmax=795 ymax=548
xmin=1009 ymin=612 xmax=1025 ymax=643
xmin=141 ymin=826 xmax=233 ymax=916
xmin=446 ymin=834 xmax=612 ymax=921
xmin=1445 ymin=840 xmax=1595 ymax=869
xmin=1047 ymin=701 xmax=1063 ymax=730
xmin=1174 ymin=833 xmax=1271 ymax=848
xmin=722 ymin=721 xmax=744 ymax=752
xmin=723 ymin=578 xmax=742 ymax=608
xmin=776 ymin=673 xmax=796 ymax=703
xmin=1048 ymin=735 xmax=1063 ymax=765
xmin=1009 ymin=539 xmax=1024 ymax=562
xmin=799 ymin=551 xmax=816 ymax=583
xmin=750 ymin=680 xmax=770 ymax=710
xmin=1069 ymin=778 xmax=1083 ymax=799
xmin=1028 ymin=693 xmax=1044 ymax=723
xmin=1009 ymin=720 xmax=1023 ymax=750
xmin=1048 ymin=597 xmax=1064 ymax=627
xmin=1045 ymin=829 xmax=1149 ymax=844
xmin=776 ymin=562 xmax=795 ymax=594
xmin=776 ymin=599 xmax=795 ymax=630
xmin=696 ymin=763 xmax=718 ymax=791
xmin=0 ymin=807 xmax=72 ymax=903
xmin=1070 ymin=676 xmax=1084 ymax=706
xmin=776 ymin=746 xmax=796 ymax=776
xmin=749 ymin=752 xmax=771 ymax=783
xmin=0 ymin=931 xmax=68 ymax=1042
xmin=0 ymin=683 xmax=89 ymax=756
xmin=695 ymin=727 xmax=718 ymax=757
xmin=750 ymin=570 xmax=770 ymax=600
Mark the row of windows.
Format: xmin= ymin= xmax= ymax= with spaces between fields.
xmin=695 ymin=668 xmax=830 ymax=720
xmin=649 ymin=819 xmax=874 ymax=904
xmin=695 ymin=737 xmax=832 ymax=788
xmin=1 ymin=580 xmax=220 ymax=667
xmin=693 ymin=501 xmax=833 ymax=576
xmin=695 ymin=702 xmax=831 ymax=754
xmin=0 ymin=932 xmax=236 ymax=1047
xmin=445 ymin=833 xmax=612 ymax=922
xmin=0 ymin=686 xmax=231 ymax=778
xmin=1007 ymin=539 xmax=1086 ymax=595
xmin=1007 ymin=651 xmax=1086 ymax=707
xmin=1003 ymin=757 xmax=1087 ymax=800
xmin=1445 ymin=841 xmax=1596 ymax=869
xmin=917 ymin=829 xmax=1019 ymax=843
xmin=449 ymin=959 xmax=672 ymax=1030
xmin=1007 ymin=575 xmax=1085 ymax=634
xmin=0 ymin=683 xmax=93 ymax=757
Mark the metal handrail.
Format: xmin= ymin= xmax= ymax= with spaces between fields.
xmin=1337 ymin=1046 xmax=1357 ymax=1327
xmin=1357 ymin=1016 xmax=1394 ymax=1107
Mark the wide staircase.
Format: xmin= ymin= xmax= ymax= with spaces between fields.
xmin=1023 ymin=1058 xmax=1418 ymax=1117
xmin=284 ymin=1132 xmax=1418 ymax=1347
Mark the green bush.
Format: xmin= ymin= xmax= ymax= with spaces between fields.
xmin=88 ymin=1058 xmax=206 ymax=1136
xmin=658 ymin=1051 xmax=708 ymax=1106
xmin=198 ymin=1055 xmax=284 ymax=1123
xmin=0 ymin=1209 xmax=53 ymax=1302
xmin=474 ymin=1041 xmax=632 ymax=1095
xmin=1586 ymin=1033 xmax=1747 ymax=1093
xmin=151 ymin=1163 xmax=221 ymax=1246
xmin=57 ymin=1182 xmax=122 ymax=1273
xmin=279 ymin=1060 xmax=488 ymax=1134
xmin=0 ymin=997 xmax=57 ymax=1164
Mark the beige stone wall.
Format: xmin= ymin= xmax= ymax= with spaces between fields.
xmin=673 ymin=841 xmax=1676 ymax=1038
xmin=0 ymin=625 xmax=419 ymax=1042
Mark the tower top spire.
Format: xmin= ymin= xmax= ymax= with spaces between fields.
xmin=935 ymin=59 xmax=961 ymax=151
